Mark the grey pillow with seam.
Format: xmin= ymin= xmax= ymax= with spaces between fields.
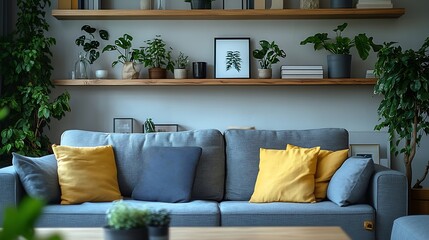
xmin=12 ymin=153 xmax=61 ymax=204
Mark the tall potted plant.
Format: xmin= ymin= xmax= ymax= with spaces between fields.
xmin=139 ymin=35 xmax=174 ymax=79
xmin=253 ymin=40 xmax=286 ymax=79
xmin=374 ymin=38 xmax=429 ymax=192
xmin=103 ymin=34 xmax=140 ymax=79
xmin=300 ymin=23 xmax=380 ymax=78
xmin=0 ymin=0 xmax=71 ymax=164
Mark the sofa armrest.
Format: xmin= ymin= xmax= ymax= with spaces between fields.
xmin=0 ymin=166 xmax=25 ymax=224
xmin=369 ymin=164 xmax=408 ymax=240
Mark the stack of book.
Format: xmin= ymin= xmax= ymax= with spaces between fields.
xmin=58 ymin=0 xmax=101 ymax=10
xmin=281 ymin=66 xmax=324 ymax=79
xmin=356 ymin=0 xmax=393 ymax=8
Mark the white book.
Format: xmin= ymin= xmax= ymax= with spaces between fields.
xmin=282 ymin=74 xmax=324 ymax=79
xmin=356 ymin=3 xmax=393 ymax=8
xmin=281 ymin=65 xmax=323 ymax=70
xmin=281 ymin=69 xmax=323 ymax=75
xmin=94 ymin=0 xmax=100 ymax=10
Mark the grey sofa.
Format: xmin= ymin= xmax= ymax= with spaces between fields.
xmin=0 ymin=128 xmax=407 ymax=240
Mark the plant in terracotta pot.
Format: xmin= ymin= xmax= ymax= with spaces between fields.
xmin=104 ymin=201 xmax=150 ymax=240
xmin=374 ymin=37 xmax=429 ymax=191
xmin=139 ymin=35 xmax=174 ymax=79
xmin=253 ymin=40 xmax=286 ymax=79
xmin=174 ymin=52 xmax=189 ymax=79
xmin=102 ymin=34 xmax=141 ymax=79
xmin=300 ymin=23 xmax=381 ymax=78
xmin=185 ymin=0 xmax=216 ymax=9
xmin=147 ymin=209 xmax=171 ymax=240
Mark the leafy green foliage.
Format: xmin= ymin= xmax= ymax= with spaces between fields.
xmin=175 ymin=52 xmax=189 ymax=69
xmin=147 ymin=209 xmax=171 ymax=227
xmin=75 ymin=25 xmax=109 ymax=64
xmin=144 ymin=118 xmax=155 ymax=133
xmin=0 ymin=0 xmax=71 ymax=161
xmin=374 ymin=37 xmax=429 ymax=188
xmin=106 ymin=201 xmax=150 ymax=230
xmin=0 ymin=107 xmax=9 ymax=120
xmin=226 ymin=51 xmax=242 ymax=72
xmin=0 ymin=197 xmax=62 ymax=240
xmin=300 ymin=23 xmax=381 ymax=60
xmin=253 ymin=40 xmax=286 ymax=69
xmin=102 ymin=34 xmax=140 ymax=67
xmin=139 ymin=35 xmax=174 ymax=72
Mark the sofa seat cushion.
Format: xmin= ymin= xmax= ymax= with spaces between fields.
xmin=220 ymin=201 xmax=375 ymax=240
xmin=38 ymin=200 xmax=220 ymax=227
xmin=391 ymin=215 xmax=429 ymax=240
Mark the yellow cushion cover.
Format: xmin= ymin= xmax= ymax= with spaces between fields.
xmin=287 ymin=144 xmax=349 ymax=201
xmin=249 ymin=147 xmax=320 ymax=203
xmin=52 ymin=144 xmax=122 ymax=204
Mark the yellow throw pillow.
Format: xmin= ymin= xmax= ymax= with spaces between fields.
xmin=249 ymin=147 xmax=320 ymax=203
xmin=287 ymin=144 xmax=349 ymax=201
xmin=52 ymin=144 xmax=122 ymax=204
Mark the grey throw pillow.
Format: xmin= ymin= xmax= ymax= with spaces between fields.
xmin=132 ymin=146 xmax=202 ymax=203
xmin=12 ymin=153 xmax=61 ymax=203
xmin=327 ymin=157 xmax=374 ymax=207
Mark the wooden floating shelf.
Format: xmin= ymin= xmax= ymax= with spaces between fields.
xmin=53 ymin=78 xmax=377 ymax=86
xmin=51 ymin=8 xmax=405 ymax=20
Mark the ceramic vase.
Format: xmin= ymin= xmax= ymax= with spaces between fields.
xmin=327 ymin=54 xmax=352 ymax=78
xmin=140 ymin=0 xmax=151 ymax=9
xmin=174 ymin=69 xmax=187 ymax=79
xmin=258 ymin=69 xmax=272 ymax=79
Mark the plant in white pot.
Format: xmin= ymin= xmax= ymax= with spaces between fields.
xmin=104 ymin=201 xmax=150 ymax=240
xmin=300 ymin=23 xmax=380 ymax=78
xmin=253 ymin=40 xmax=286 ymax=79
xmin=139 ymin=35 xmax=174 ymax=79
xmin=102 ymin=34 xmax=141 ymax=79
xmin=174 ymin=52 xmax=189 ymax=79
xmin=147 ymin=209 xmax=171 ymax=240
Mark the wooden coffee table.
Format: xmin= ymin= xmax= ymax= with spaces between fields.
xmin=37 ymin=226 xmax=351 ymax=240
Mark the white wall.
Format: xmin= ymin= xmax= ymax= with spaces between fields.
xmin=45 ymin=0 xmax=429 ymax=185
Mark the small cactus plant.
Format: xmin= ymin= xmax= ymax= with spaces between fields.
xmin=106 ymin=201 xmax=149 ymax=230
xmin=148 ymin=209 xmax=171 ymax=227
xmin=144 ymin=118 xmax=155 ymax=133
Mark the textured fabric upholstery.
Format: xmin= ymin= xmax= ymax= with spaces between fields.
xmin=0 ymin=166 xmax=25 ymax=224
xmin=220 ymin=201 xmax=375 ymax=239
xmin=60 ymin=129 xmax=225 ymax=201
xmin=224 ymin=128 xmax=349 ymax=201
xmin=391 ymin=215 xmax=429 ymax=240
xmin=38 ymin=200 xmax=219 ymax=227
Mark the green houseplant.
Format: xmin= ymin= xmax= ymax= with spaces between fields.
xmin=174 ymin=52 xmax=189 ymax=79
xmin=374 ymin=38 xmax=429 ymax=190
xmin=75 ymin=25 xmax=109 ymax=64
xmin=300 ymin=23 xmax=381 ymax=78
xmin=0 ymin=0 xmax=70 ymax=164
xmin=140 ymin=35 xmax=174 ymax=79
xmin=102 ymin=34 xmax=140 ymax=79
xmin=253 ymin=40 xmax=286 ymax=79
xmin=144 ymin=118 xmax=155 ymax=133
xmin=147 ymin=209 xmax=171 ymax=240
xmin=105 ymin=201 xmax=150 ymax=240
xmin=185 ymin=0 xmax=216 ymax=9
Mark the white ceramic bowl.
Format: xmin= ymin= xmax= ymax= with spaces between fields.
xmin=95 ymin=70 xmax=108 ymax=79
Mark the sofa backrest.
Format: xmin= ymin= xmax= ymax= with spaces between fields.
xmin=60 ymin=129 xmax=225 ymax=201
xmin=223 ymin=128 xmax=349 ymax=201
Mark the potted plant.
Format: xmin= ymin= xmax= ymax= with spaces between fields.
xmin=300 ymin=23 xmax=381 ymax=78
xmin=374 ymin=38 xmax=429 ymax=211
xmin=174 ymin=52 xmax=189 ymax=79
xmin=102 ymin=34 xmax=141 ymax=79
xmin=139 ymin=35 xmax=174 ymax=79
xmin=147 ymin=209 xmax=171 ymax=240
xmin=185 ymin=0 xmax=216 ymax=9
xmin=104 ymin=201 xmax=150 ymax=240
xmin=144 ymin=118 xmax=155 ymax=133
xmin=253 ymin=40 xmax=286 ymax=79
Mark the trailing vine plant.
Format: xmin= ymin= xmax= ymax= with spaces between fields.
xmin=0 ymin=0 xmax=71 ymax=162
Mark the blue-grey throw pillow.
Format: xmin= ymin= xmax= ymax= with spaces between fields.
xmin=327 ymin=157 xmax=374 ymax=207
xmin=132 ymin=146 xmax=202 ymax=203
xmin=12 ymin=153 xmax=61 ymax=203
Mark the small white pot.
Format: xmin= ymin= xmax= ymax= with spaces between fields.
xmin=140 ymin=0 xmax=151 ymax=9
xmin=174 ymin=69 xmax=187 ymax=79
xmin=258 ymin=69 xmax=272 ymax=79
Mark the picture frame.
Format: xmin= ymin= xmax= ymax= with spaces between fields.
xmin=143 ymin=124 xmax=179 ymax=133
xmin=113 ymin=118 xmax=134 ymax=133
xmin=350 ymin=144 xmax=380 ymax=164
xmin=214 ymin=38 xmax=251 ymax=79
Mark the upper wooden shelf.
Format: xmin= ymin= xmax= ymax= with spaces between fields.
xmin=51 ymin=8 xmax=405 ymax=20
xmin=53 ymin=78 xmax=376 ymax=86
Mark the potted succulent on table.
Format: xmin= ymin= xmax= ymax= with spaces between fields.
xmin=253 ymin=40 xmax=286 ymax=79
xmin=139 ymin=35 xmax=174 ymax=79
xmin=104 ymin=201 xmax=150 ymax=240
xmin=374 ymin=37 xmax=429 ymax=214
xmin=102 ymin=34 xmax=141 ymax=79
xmin=147 ymin=209 xmax=171 ymax=240
xmin=144 ymin=118 xmax=156 ymax=133
xmin=185 ymin=0 xmax=216 ymax=9
xmin=300 ymin=23 xmax=381 ymax=78
xmin=174 ymin=52 xmax=189 ymax=79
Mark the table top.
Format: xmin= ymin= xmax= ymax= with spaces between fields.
xmin=36 ymin=226 xmax=351 ymax=240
